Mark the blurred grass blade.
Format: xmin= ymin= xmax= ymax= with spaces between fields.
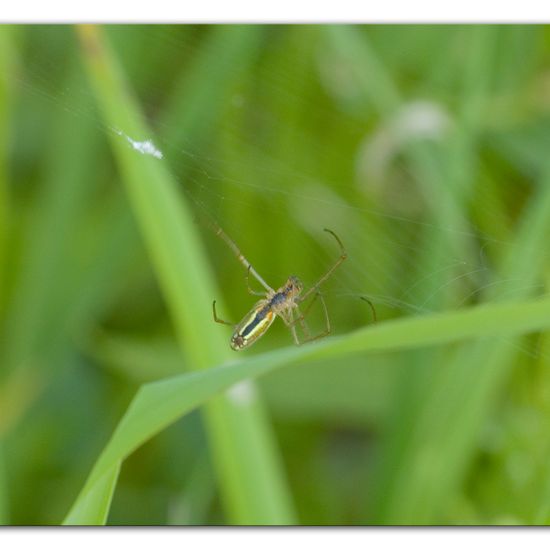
xmin=0 ymin=443 xmax=7 ymax=524
xmin=534 ymin=470 xmax=550 ymax=525
xmin=0 ymin=27 xmax=18 ymax=317
xmin=2 ymin=65 xmax=101 ymax=377
xmin=322 ymin=25 xmax=400 ymax=117
xmin=77 ymin=24 xmax=222 ymax=367
xmin=76 ymin=24 xmax=295 ymax=525
xmin=161 ymin=25 xmax=263 ymax=150
xmin=323 ymin=25 xmax=480 ymax=309
xmin=168 ymin=449 xmax=214 ymax=525
xmin=64 ymin=293 xmax=550 ymax=523
xmin=0 ymin=25 xmax=19 ymax=524
xmin=375 ymin=163 xmax=550 ymax=523
xmin=0 ymin=37 xmax=109 ymax=524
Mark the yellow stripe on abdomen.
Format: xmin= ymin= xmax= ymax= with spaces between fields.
xmin=231 ymin=307 xmax=275 ymax=351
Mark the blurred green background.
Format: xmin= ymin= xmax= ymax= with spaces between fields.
xmin=1 ymin=24 xmax=550 ymax=525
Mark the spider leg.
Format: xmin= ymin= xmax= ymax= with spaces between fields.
xmin=245 ymin=266 xmax=266 ymax=296
xmin=299 ymin=228 xmax=347 ymax=303
xmin=212 ymin=300 xmax=234 ymax=326
xmin=296 ymin=305 xmax=312 ymax=340
xmin=360 ymin=296 xmax=377 ymax=323
xmin=210 ymin=221 xmax=273 ymax=293
xmin=281 ymin=309 xmax=301 ymax=345
xmin=294 ymin=292 xmax=331 ymax=344
xmin=288 ymin=292 xmax=321 ymax=327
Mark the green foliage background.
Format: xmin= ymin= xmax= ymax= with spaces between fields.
xmin=1 ymin=24 xmax=550 ymax=525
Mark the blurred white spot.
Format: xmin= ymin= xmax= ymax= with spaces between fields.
xmin=396 ymin=100 xmax=449 ymax=137
xmin=226 ymin=380 xmax=256 ymax=405
xmin=356 ymin=100 xmax=450 ymax=183
xmin=317 ymin=51 xmax=364 ymax=108
xmin=112 ymin=128 xmax=163 ymax=159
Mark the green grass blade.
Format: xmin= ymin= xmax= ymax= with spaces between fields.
xmin=76 ymin=24 xmax=295 ymax=525
xmin=64 ymin=465 xmax=120 ymax=526
xmin=77 ymin=23 xmax=226 ymax=366
xmin=63 ymin=293 xmax=550 ymax=524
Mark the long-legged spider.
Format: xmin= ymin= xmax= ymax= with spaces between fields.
xmin=211 ymin=223 xmax=347 ymax=351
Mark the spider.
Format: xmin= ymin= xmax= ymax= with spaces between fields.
xmin=211 ymin=222 xmax=347 ymax=351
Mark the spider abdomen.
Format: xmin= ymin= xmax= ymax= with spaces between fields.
xmin=231 ymin=302 xmax=276 ymax=351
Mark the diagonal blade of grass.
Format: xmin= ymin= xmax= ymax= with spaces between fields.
xmin=64 ymin=465 xmax=121 ymax=526
xmin=63 ymin=293 xmax=550 ymax=524
xmin=76 ymin=24 xmax=294 ymax=525
xmin=76 ymin=23 xmax=228 ymax=367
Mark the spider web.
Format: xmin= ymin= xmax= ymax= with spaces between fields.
xmin=8 ymin=24 xmax=550 ymax=360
